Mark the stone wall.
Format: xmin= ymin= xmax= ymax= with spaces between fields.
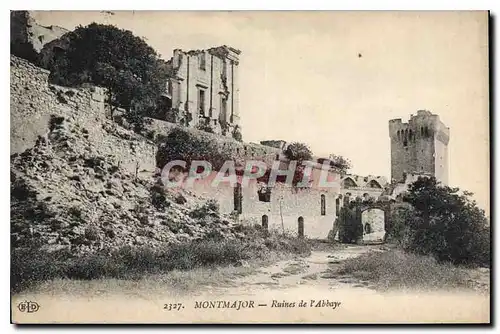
xmin=11 ymin=55 xmax=282 ymax=177
xmin=184 ymin=164 xmax=343 ymax=239
xmin=148 ymin=118 xmax=281 ymax=166
xmin=10 ymin=55 xmax=156 ymax=175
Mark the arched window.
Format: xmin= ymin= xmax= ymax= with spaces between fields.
xmin=409 ymin=129 xmax=413 ymax=141
xmin=320 ymin=194 xmax=326 ymax=216
xmin=262 ymin=215 xmax=268 ymax=230
xmin=298 ymin=217 xmax=304 ymax=238
xmin=368 ymin=180 xmax=382 ymax=189
xmin=342 ymin=177 xmax=357 ymax=189
xmin=335 ymin=197 xmax=340 ymax=217
xmin=364 ymin=223 xmax=372 ymax=234
xmin=421 ymin=127 xmax=424 ymax=136
xmin=233 ymin=183 xmax=242 ymax=214
xmin=397 ymin=130 xmax=400 ymax=141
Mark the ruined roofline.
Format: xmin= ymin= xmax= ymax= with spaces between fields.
xmin=342 ymin=173 xmax=389 ymax=186
xmin=12 ymin=10 xmax=69 ymax=34
xmin=389 ymin=110 xmax=450 ymax=141
xmin=172 ymin=45 xmax=241 ymax=55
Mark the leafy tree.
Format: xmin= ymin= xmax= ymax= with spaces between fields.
xmin=284 ymin=142 xmax=313 ymax=162
xmin=403 ymin=177 xmax=490 ymax=267
xmin=328 ymin=154 xmax=352 ymax=174
xmin=42 ymin=23 xmax=169 ymax=131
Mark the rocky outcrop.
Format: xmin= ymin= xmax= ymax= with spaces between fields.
xmin=10 ymin=55 xmax=245 ymax=255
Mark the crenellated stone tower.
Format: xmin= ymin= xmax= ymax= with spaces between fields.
xmin=389 ymin=110 xmax=450 ymax=185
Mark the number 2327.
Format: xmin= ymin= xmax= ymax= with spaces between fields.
xmin=164 ymin=303 xmax=184 ymax=311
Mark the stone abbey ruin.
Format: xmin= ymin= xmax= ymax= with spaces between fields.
xmin=10 ymin=11 xmax=450 ymax=250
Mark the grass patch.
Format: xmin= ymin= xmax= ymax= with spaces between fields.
xmin=329 ymin=249 xmax=471 ymax=291
xmin=11 ymin=230 xmax=311 ymax=293
xmin=27 ymin=252 xmax=287 ymax=297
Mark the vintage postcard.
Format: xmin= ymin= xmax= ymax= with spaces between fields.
xmin=10 ymin=10 xmax=490 ymax=324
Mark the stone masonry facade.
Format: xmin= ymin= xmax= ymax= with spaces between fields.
xmin=389 ymin=110 xmax=450 ymax=185
xmin=162 ymin=46 xmax=241 ymax=137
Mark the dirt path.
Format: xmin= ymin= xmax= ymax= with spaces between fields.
xmin=202 ymin=244 xmax=382 ymax=296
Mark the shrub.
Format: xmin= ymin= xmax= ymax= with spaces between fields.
xmin=189 ymin=199 xmax=220 ymax=219
xmin=284 ymin=142 xmax=313 ymax=162
xmin=150 ymin=185 xmax=170 ymax=211
xmin=386 ymin=202 xmax=415 ymax=245
xmin=327 ymin=154 xmax=352 ymax=174
xmin=174 ymin=193 xmax=187 ymax=205
xmin=333 ymin=249 xmax=469 ymax=291
xmin=155 ymin=127 xmax=232 ymax=171
xmin=232 ymin=125 xmax=243 ymax=142
xmin=402 ymin=177 xmax=490 ymax=267
xmin=337 ymin=202 xmax=363 ymax=243
xmin=196 ymin=119 xmax=215 ymax=133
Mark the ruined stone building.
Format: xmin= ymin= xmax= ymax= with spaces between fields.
xmin=10 ymin=11 xmax=68 ymax=62
xmin=389 ymin=110 xmax=450 ymax=185
xmin=160 ymin=46 xmax=241 ymax=138
xmin=186 ymin=157 xmax=343 ymax=240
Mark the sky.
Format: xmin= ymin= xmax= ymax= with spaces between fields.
xmin=32 ymin=11 xmax=490 ymax=214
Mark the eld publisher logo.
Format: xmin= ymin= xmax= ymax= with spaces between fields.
xmin=17 ymin=301 xmax=40 ymax=313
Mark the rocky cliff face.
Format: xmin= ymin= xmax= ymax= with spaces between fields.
xmin=10 ymin=55 xmax=243 ymax=255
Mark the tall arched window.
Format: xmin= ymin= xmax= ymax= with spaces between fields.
xmin=320 ymin=194 xmax=326 ymax=216
xmin=335 ymin=197 xmax=340 ymax=217
xmin=298 ymin=217 xmax=304 ymax=238
xmin=262 ymin=215 xmax=269 ymax=230
xmin=233 ymin=183 xmax=242 ymax=214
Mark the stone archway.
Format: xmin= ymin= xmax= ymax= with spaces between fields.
xmin=360 ymin=204 xmax=388 ymax=244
